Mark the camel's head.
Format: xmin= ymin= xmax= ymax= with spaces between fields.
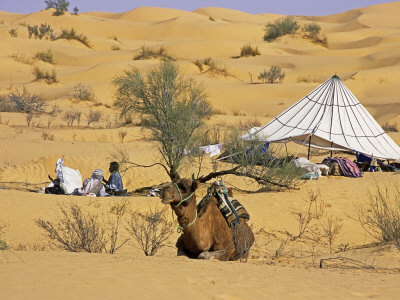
xmin=160 ymin=178 xmax=198 ymax=206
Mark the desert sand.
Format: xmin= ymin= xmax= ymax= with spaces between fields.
xmin=1 ymin=2 xmax=400 ymax=299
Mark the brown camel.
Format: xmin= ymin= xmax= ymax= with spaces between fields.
xmin=160 ymin=178 xmax=254 ymax=261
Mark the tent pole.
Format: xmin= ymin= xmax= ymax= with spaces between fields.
xmin=307 ymin=135 xmax=312 ymax=160
xmin=330 ymin=141 xmax=333 ymax=157
xmin=285 ymin=143 xmax=288 ymax=156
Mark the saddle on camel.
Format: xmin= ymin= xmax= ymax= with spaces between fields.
xmin=160 ymin=178 xmax=254 ymax=261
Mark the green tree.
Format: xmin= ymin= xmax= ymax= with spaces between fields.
xmin=44 ymin=0 xmax=69 ymax=16
xmin=113 ymin=61 xmax=213 ymax=180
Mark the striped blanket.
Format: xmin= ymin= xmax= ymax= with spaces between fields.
xmin=322 ymin=157 xmax=363 ymax=178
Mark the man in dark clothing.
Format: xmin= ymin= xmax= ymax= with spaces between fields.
xmin=45 ymin=175 xmax=66 ymax=195
xmin=103 ymin=162 xmax=124 ymax=195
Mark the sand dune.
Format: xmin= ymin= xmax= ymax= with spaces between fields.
xmin=1 ymin=2 xmax=400 ymax=299
xmin=195 ymin=7 xmax=269 ymax=24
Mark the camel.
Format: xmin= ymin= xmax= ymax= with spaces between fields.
xmin=160 ymin=178 xmax=254 ymax=261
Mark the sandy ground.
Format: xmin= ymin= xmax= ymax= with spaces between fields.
xmin=1 ymin=2 xmax=400 ymax=299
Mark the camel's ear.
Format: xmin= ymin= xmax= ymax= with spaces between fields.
xmin=191 ymin=180 xmax=198 ymax=192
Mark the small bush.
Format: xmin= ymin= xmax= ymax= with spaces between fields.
xmin=36 ymin=203 xmax=106 ymax=253
xmin=57 ymin=28 xmax=91 ymax=48
xmin=258 ymin=65 xmax=285 ymax=83
xmin=0 ymin=222 xmax=8 ymax=250
xmin=359 ymin=184 xmax=400 ymax=250
xmin=133 ymin=45 xmax=174 ymax=61
xmin=25 ymin=113 xmax=34 ymax=127
xmin=111 ymin=45 xmax=120 ymax=51
xmin=34 ymin=50 xmax=54 ymax=64
xmin=232 ymin=108 xmax=246 ymax=116
xmin=194 ymin=58 xmax=230 ymax=77
xmin=44 ymin=0 xmax=70 ymax=16
xmin=73 ymin=6 xmax=79 ymax=15
xmin=27 ymin=23 xmax=56 ymax=40
xmin=8 ymin=28 xmax=18 ymax=37
xmin=382 ymin=122 xmax=398 ymax=132
xmin=33 ymin=67 xmax=58 ymax=84
xmin=240 ymin=44 xmax=260 ymax=57
xmin=49 ymin=104 xmax=61 ymax=117
xmin=72 ymin=83 xmax=95 ymax=101
xmin=41 ymin=131 xmax=55 ymax=140
xmin=264 ymin=16 xmax=299 ymax=42
xmin=0 ymin=87 xmax=46 ymax=114
xmin=11 ymin=53 xmax=34 ymax=65
xmin=63 ymin=110 xmax=80 ymax=127
xmin=302 ymin=23 xmax=328 ymax=47
xmin=302 ymin=23 xmax=321 ymax=40
xmin=126 ymin=206 xmax=174 ymax=256
xmin=36 ymin=201 xmax=129 ymax=254
xmin=86 ymin=110 xmax=102 ymax=127
xmin=118 ymin=130 xmax=128 ymax=143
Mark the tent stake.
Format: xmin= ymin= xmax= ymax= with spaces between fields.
xmin=307 ymin=135 xmax=312 ymax=160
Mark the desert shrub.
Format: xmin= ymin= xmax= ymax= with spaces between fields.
xmin=118 ymin=130 xmax=128 ymax=143
xmin=358 ymin=184 xmax=400 ymax=250
xmin=8 ymin=28 xmax=18 ymax=37
xmin=33 ymin=67 xmax=58 ymax=84
xmin=86 ymin=110 xmax=102 ymax=127
xmin=36 ymin=201 xmax=129 ymax=253
xmin=209 ymin=16 xmax=215 ymax=21
xmin=126 ymin=206 xmax=174 ymax=256
xmin=36 ymin=203 xmax=106 ymax=253
xmin=11 ymin=53 xmax=34 ymax=65
xmin=34 ymin=49 xmax=54 ymax=64
xmin=133 ymin=45 xmax=174 ymax=61
xmin=302 ymin=23 xmax=320 ymax=40
xmin=73 ymin=6 xmax=79 ymax=15
xmin=297 ymin=75 xmax=324 ymax=83
xmin=302 ymin=23 xmax=328 ymax=47
xmin=232 ymin=108 xmax=246 ymax=116
xmin=57 ymin=28 xmax=91 ymax=48
xmin=258 ymin=65 xmax=285 ymax=83
xmin=0 ymin=222 xmax=8 ymax=250
xmin=44 ymin=0 xmax=70 ymax=16
xmin=63 ymin=109 xmax=80 ymax=127
xmin=0 ymin=87 xmax=46 ymax=114
xmin=27 ymin=23 xmax=56 ymax=40
xmin=72 ymin=83 xmax=95 ymax=101
xmin=382 ymin=122 xmax=398 ymax=132
xmin=264 ymin=16 xmax=299 ymax=42
xmin=41 ymin=131 xmax=55 ymax=140
xmin=25 ymin=113 xmax=34 ymax=127
xmin=240 ymin=44 xmax=260 ymax=57
xmin=111 ymin=45 xmax=120 ymax=51
xmin=194 ymin=59 xmax=204 ymax=71
xmin=193 ymin=57 xmax=230 ymax=77
xmin=320 ymin=216 xmax=343 ymax=253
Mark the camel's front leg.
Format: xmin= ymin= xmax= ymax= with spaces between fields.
xmin=198 ymin=249 xmax=232 ymax=261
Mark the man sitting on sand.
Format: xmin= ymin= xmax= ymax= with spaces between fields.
xmin=45 ymin=175 xmax=66 ymax=195
xmin=73 ymin=169 xmax=107 ymax=197
xmin=103 ymin=161 xmax=124 ymax=195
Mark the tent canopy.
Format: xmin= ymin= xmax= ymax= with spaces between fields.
xmin=242 ymin=75 xmax=400 ymax=161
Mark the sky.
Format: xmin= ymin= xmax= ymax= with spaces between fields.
xmin=0 ymin=0 xmax=397 ymax=16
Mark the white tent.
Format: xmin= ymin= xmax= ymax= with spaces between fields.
xmin=243 ymin=75 xmax=400 ymax=161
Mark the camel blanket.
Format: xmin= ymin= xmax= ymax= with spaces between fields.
xmin=216 ymin=196 xmax=250 ymax=226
